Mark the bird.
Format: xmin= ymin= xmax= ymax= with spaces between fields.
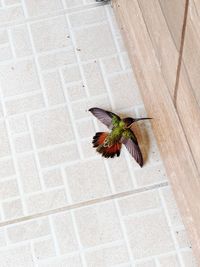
xmin=89 ymin=107 xmax=152 ymax=167
xmin=96 ymin=0 xmax=110 ymax=3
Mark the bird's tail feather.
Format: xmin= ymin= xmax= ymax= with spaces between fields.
xmin=92 ymin=132 xmax=121 ymax=158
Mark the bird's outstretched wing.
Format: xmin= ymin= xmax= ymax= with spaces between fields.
xmin=89 ymin=107 xmax=120 ymax=129
xmin=121 ymin=129 xmax=143 ymax=167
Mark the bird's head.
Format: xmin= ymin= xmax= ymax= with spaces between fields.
xmin=123 ymin=117 xmax=135 ymax=128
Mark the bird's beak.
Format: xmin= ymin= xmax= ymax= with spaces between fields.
xmin=128 ymin=118 xmax=152 ymax=128
xmin=134 ymin=117 xmax=152 ymax=122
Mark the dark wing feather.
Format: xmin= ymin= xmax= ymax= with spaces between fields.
xmin=89 ymin=107 xmax=120 ymax=129
xmin=121 ymin=130 xmax=143 ymax=167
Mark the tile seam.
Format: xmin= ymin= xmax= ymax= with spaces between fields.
xmin=0 ymin=181 xmax=168 ymax=228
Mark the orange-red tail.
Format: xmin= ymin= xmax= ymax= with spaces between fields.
xmin=92 ymin=132 xmax=121 ymax=158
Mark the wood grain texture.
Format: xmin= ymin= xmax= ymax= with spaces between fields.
xmin=182 ymin=1 xmax=200 ymax=105
xmin=112 ymin=0 xmax=200 ymax=263
xmin=137 ymin=0 xmax=178 ymax=97
xmin=158 ymin=0 xmax=186 ymax=48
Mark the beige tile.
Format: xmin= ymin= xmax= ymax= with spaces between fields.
xmin=11 ymin=25 xmax=32 ymax=57
xmin=52 ymin=211 xmax=79 ymax=254
xmin=158 ymin=254 xmax=180 ymax=267
xmin=0 ymin=158 xmax=15 ymax=179
xmin=134 ymin=163 xmax=167 ymax=187
xmin=8 ymin=115 xmax=28 ymax=134
xmin=62 ymin=65 xmax=81 ymax=84
xmin=76 ymin=118 xmax=95 ymax=139
xmin=2 ymin=198 xmax=24 ymax=220
xmin=0 ymin=6 xmax=24 ymax=24
xmin=65 ymin=0 xmax=83 ymax=8
xmin=33 ymin=238 xmax=56 ymax=260
xmin=119 ymin=190 xmax=160 ymax=216
xmin=7 ymin=218 xmax=50 ymax=243
xmin=108 ymin=72 xmax=143 ymax=109
xmin=5 ymin=93 xmax=45 ymax=115
xmin=102 ymin=56 xmax=122 ymax=74
xmin=175 ymin=228 xmax=191 ymax=249
xmin=14 ymin=134 xmax=33 ymax=153
xmin=83 ymin=61 xmax=106 ymax=96
xmin=25 ymin=0 xmax=63 ymax=17
xmin=38 ymin=49 xmax=76 ymax=70
xmin=4 ymin=0 xmax=20 ymax=4
xmin=65 ymin=159 xmax=111 ymax=202
xmin=42 ymin=169 xmax=63 ymax=188
xmin=0 ymin=29 xmax=8 ymax=44
xmin=31 ymin=16 xmax=71 ymax=52
xmin=124 ymin=211 xmax=174 ymax=258
xmin=66 ymin=82 xmax=87 ymax=101
xmin=75 ymin=202 xmax=122 ymax=248
xmin=161 ymin=187 xmax=183 ymax=227
xmin=0 ymin=229 xmax=6 ymax=247
xmin=0 ymin=60 xmax=40 ymax=97
xmin=69 ymin=7 xmax=106 ymax=28
xmin=17 ymin=153 xmax=41 ymax=193
xmin=26 ymin=189 xmax=68 ymax=214
xmin=71 ymin=96 xmax=111 ymax=120
xmin=0 ymin=121 xmax=11 ymax=157
xmin=80 ymin=139 xmax=97 ymax=158
xmin=74 ymin=23 xmax=116 ymax=61
xmin=85 ymin=243 xmax=129 ymax=267
xmin=37 ymin=255 xmax=82 ymax=267
xmin=0 ymin=46 xmax=12 ymax=61
xmin=108 ymin=155 xmax=133 ymax=192
xmin=181 ymin=250 xmax=198 ymax=267
xmin=0 ymin=245 xmax=34 ymax=267
xmin=135 ymin=260 xmax=156 ymax=267
xmin=121 ymin=53 xmax=132 ymax=70
xmin=42 ymin=71 xmax=65 ymax=106
xmin=39 ymin=143 xmax=79 ymax=168
xmin=30 ymin=107 xmax=74 ymax=148
xmin=0 ymin=179 xmax=19 ymax=200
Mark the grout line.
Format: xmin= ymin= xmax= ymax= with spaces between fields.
xmin=59 ymin=69 xmax=84 ymax=160
xmin=26 ymin=114 xmax=45 ymax=192
xmin=0 ymin=86 xmax=28 ymax=217
xmin=173 ymin=0 xmax=190 ymax=107
xmin=25 ymin=22 xmax=49 ymax=107
xmin=61 ymin=166 xmax=73 ymax=205
xmin=48 ymin=216 xmax=61 ymax=256
xmin=0 ymin=181 xmax=168 ymax=228
xmin=71 ymin=210 xmax=87 ymax=267
xmin=30 ymin=241 xmax=38 ymax=267
xmin=159 ymin=189 xmax=185 ymax=267
xmin=105 ymin=5 xmax=125 ymax=71
xmin=65 ymin=13 xmax=90 ymax=98
xmin=7 ymin=28 xmax=16 ymax=59
xmin=115 ymin=195 xmax=136 ymax=265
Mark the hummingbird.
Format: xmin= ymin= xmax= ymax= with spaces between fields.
xmin=89 ymin=107 xmax=152 ymax=167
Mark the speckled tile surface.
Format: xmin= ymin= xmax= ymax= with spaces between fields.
xmin=0 ymin=0 xmax=196 ymax=266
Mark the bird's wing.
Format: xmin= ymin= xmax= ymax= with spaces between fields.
xmin=121 ymin=129 xmax=143 ymax=167
xmin=89 ymin=107 xmax=120 ymax=129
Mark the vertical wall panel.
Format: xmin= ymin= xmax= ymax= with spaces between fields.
xmin=113 ymin=0 xmax=200 ymax=263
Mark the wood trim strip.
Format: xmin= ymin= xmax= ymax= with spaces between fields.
xmin=174 ymin=0 xmax=190 ymax=106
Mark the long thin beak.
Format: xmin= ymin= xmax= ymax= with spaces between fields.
xmin=134 ymin=117 xmax=152 ymax=122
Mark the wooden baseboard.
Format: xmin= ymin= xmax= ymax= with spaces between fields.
xmin=112 ymin=0 xmax=200 ymax=263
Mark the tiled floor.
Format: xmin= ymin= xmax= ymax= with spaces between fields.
xmin=0 ymin=0 xmax=197 ymax=266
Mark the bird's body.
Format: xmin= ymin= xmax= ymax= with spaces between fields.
xmin=89 ymin=107 xmax=151 ymax=167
